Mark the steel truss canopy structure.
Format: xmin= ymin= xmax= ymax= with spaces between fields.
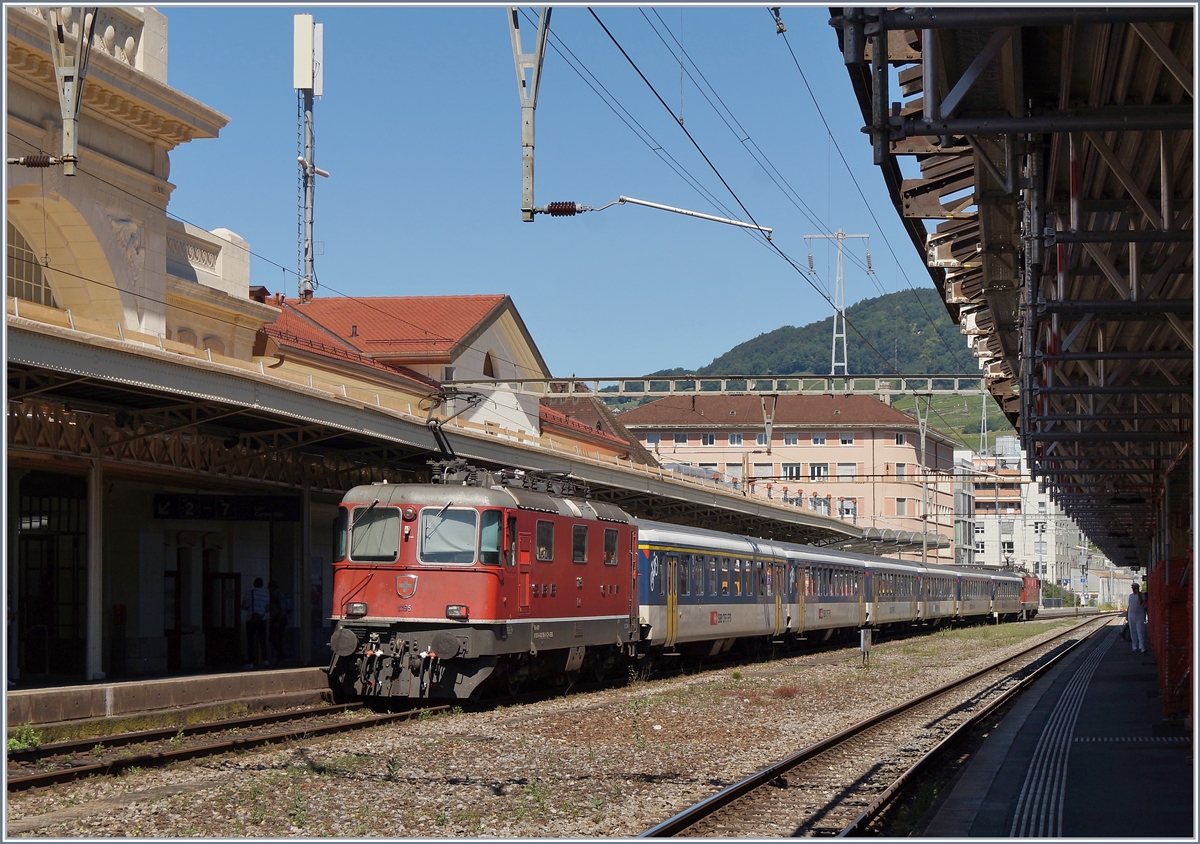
xmin=832 ymin=6 xmax=1194 ymax=567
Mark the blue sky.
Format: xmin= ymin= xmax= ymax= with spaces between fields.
xmin=164 ymin=5 xmax=936 ymax=378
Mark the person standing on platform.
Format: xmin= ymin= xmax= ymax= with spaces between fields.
xmin=243 ymin=577 xmax=270 ymax=669
xmin=1127 ymin=581 xmax=1147 ymax=653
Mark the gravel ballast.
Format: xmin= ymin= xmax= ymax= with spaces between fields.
xmin=7 ymin=617 xmax=1090 ymax=837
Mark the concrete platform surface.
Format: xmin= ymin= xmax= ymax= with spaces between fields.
xmin=7 ymin=667 xmax=329 ymax=726
xmin=925 ymin=622 xmax=1193 ymax=838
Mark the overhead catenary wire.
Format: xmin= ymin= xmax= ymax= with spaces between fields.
xmin=586 ymin=10 xmax=967 ymax=438
xmin=7 ymin=130 xmax=549 ymax=378
xmin=771 ymin=12 xmax=973 ymax=369
xmin=641 ymin=8 xmax=889 ymax=298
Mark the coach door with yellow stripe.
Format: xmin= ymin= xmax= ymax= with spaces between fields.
xmin=665 ymin=554 xmax=679 ymax=647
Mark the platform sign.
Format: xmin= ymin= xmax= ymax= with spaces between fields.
xmin=153 ymin=493 xmax=301 ymax=521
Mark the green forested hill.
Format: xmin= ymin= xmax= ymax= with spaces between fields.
xmin=652 ymin=287 xmax=977 ymax=377
xmin=639 ymin=287 xmax=1017 ymax=445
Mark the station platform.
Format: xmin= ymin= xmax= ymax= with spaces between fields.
xmin=7 ymin=667 xmax=330 ymax=730
xmin=925 ymin=620 xmax=1193 ymax=838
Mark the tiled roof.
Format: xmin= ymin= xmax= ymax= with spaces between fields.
xmin=541 ymin=396 xmax=659 ymax=466
xmin=262 ymin=304 xmax=438 ymax=389
xmin=616 ymin=394 xmax=923 ymax=428
xmin=280 ymin=294 xmax=506 ymax=360
xmin=539 ymin=404 xmax=630 ymax=448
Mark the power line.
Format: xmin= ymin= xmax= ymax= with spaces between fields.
xmin=642 ymin=8 xmax=889 ymax=298
xmin=771 ymin=14 xmax=973 ymax=369
xmin=586 ymin=11 xmax=968 ymax=439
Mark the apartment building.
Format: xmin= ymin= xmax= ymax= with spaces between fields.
xmin=617 ymin=394 xmax=958 ymax=561
xmin=965 ymin=437 xmax=1086 ymax=589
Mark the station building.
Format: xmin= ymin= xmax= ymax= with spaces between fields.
xmin=4 ymin=6 xmax=660 ymax=687
xmin=617 ymin=394 xmax=959 ymax=561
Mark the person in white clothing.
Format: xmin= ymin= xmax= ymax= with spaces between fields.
xmin=1126 ymin=582 xmax=1147 ymax=653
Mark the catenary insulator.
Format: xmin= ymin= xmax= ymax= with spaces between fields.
xmin=7 ymin=155 xmax=57 ymax=168
xmin=807 ymin=251 xmax=815 ymax=272
xmin=546 ymin=201 xmax=579 ymax=216
xmin=865 ymin=251 xmax=873 ymax=271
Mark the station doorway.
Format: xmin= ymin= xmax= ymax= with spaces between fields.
xmin=14 ymin=471 xmax=87 ymax=680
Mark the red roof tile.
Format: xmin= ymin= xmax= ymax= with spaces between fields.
xmin=282 ymin=294 xmax=506 ymax=361
xmin=262 ymin=304 xmax=438 ymax=389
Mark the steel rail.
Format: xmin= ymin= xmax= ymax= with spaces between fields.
xmin=639 ymin=616 xmax=1112 ymax=838
xmin=836 ymin=619 xmax=1113 ymax=836
xmin=7 ymin=705 xmax=447 ymax=791
xmin=6 ymin=702 xmax=364 ymax=763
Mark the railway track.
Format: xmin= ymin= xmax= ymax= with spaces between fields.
xmin=7 ymin=702 xmax=447 ymax=792
xmin=641 ymin=615 xmax=1114 ymax=837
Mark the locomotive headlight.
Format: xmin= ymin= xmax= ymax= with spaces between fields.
xmin=446 ymin=604 xmax=470 ymax=621
xmin=346 ymin=602 xmax=368 ymax=618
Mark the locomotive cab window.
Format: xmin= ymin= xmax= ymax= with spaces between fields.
xmin=333 ymin=509 xmax=348 ymax=563
xmin=350 ymin=506 xmax=401 ymax=562
xmin=536 ymin=520 xmax=554 ymax=561
xmin=479 ymin=510 xmax=502 ymax=565
xmin=572 ymin=524 xmax=588 ymax=563
xmin=603 ymin=528 xmax=619 ymax=565
xmin=418 ymin=507 xmax=477 ymax=564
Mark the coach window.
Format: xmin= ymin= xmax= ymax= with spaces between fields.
xmin=418 ymin=508 xmax=477 ymax=564
xmin=731 ymin=559 xmax=742 ymax=596
xmin=679 ymin=554 xmax=691 ymax=595
xmin=536 ymin=520 xmax=554 ymax=561
xmin=708 ymin=556 xmax=718 ymax=595
xmin=572 ymin=525 xmax=588 ymax=563
xmin=349 ymin=506 xmax=401 ymax=562
xmin=479 ymin=510 xmax=502 ymax=565
xmin=720 ymin=558 xmax=730 ymax=596
xmin=693 ymin=555 xmax=705 ymax=595
xmin=603 ymin=529 xmax=619 ymax=565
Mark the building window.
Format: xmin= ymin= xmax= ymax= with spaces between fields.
xmin=483 ymin=351 xmax=497 ymax=378
xmin=1034 ymin=540 xmax=1048 ymax=554
xmin=1001 ymin=540 xmax=1015 ymax=555
xmin=7 ymin=222 xmax=57 ymax=308
xmin=782 ymin=464 xmax=803 ymax=480
xmin=645 ymin=433 xmax=660 ymax=445
xmin=895 ymin=498 xmax=908 ymax=516
xmin=752 ymin=463 xmax=773 ymax=479
xmin=837 ymin=462 xmax=857 ymax=480
xmin=974 ymin=522 xmax=985 ymax=535
xmin=701 ymin=434 xmax=715 ymax=446
xmin=975 ymin=540 xmax=985 ymax=553
xmin=840 ymin=432 xmax=855 ymax=446
xmin=728 ymin=433 xmax=743 ymax=446
xmin=1033 ymin=521 xmax=1046 ymax=535
xmin=895 ymin=432 xmax=906 ymax=446
xmin=756 ymin=433 xmax=768 ymax=446
xmin=895 ymin=462 xmax=906 ymax=479
xmin=202 ymin=336 xmax=225 ymax=355
xmin=809 ymin=463 xmax=828 ymax=481
xmin=811 ymin=432 xmax=826 ymax=446
xmin=783 ymin=433 xmax=798 ymax=446
xmin=674 ymin=432 xmax=688 ymax=445
xmin=1038 ymin=500 xmax=1047 ymax=513
xmin=176 ymin=328 xmax=198 ymax=347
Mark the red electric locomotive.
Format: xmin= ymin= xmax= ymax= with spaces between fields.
xmin=1020 ymin=573 xmax=1041 ymax=619
xmin=327 ymin=466 xmax=639 ymax=699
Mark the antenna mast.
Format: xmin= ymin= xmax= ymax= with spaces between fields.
xmin=294 ymin=14 xmax=327 ymax=303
